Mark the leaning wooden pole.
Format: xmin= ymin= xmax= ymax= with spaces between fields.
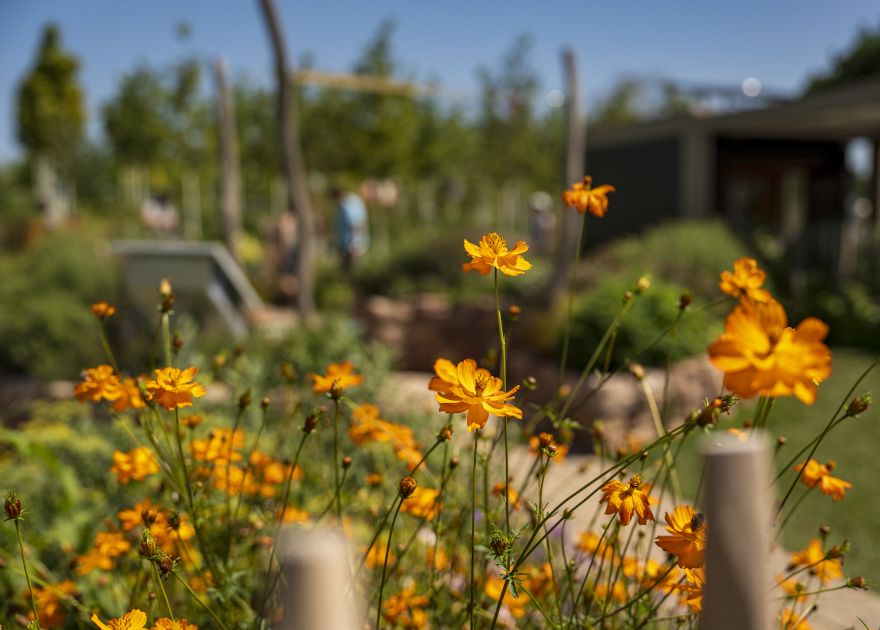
xmin=214 ymin=57 xmax=243 ymax=263
xmin=554 ymin=47 xmax=587 ymax=294
xmin=702 ymin=436 xmax=772 ymax=630
xmin=257 ymin=0 xmax=316 ymax=317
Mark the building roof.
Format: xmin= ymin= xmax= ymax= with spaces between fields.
xmin=590 ymin=74 xmax=880 ymax=148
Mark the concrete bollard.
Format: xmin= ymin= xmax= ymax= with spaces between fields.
xmin=702 ymin=435 xmax=772 ymax=630
xmin=278 ymin=529 xmax=358 ymax=630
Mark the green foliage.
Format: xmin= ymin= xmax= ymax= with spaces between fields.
xmin=0 ymin=231 xmax=119 ymax=380
xmin=16 ymin=24 xmax=86 ymax=157
xmin=558 ymin=275 xmax=722 ymax=369
xmin=807 ymin=20 xmax=880 ymax=94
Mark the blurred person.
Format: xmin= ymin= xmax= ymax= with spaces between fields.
xmin=332 ymin=187 xmax=370 ymax=271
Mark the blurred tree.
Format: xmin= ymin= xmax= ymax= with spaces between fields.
xmin=16 ymin=24 xmax=86 ymax=159
xmin=807 ymin=21 xmax=880 ymax=94
xmin=594 ymin=79 xmax=644 ymax=126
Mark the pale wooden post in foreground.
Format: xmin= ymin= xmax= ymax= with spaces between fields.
xmin=278 ymin=530 xmax=358 ymax=630
xmin=702 ymin=436 xmax=772 ymax=630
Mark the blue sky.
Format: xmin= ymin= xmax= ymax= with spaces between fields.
xmin=1 ymin=0 xmax=879 ymax=162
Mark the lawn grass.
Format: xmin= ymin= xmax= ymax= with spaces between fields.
xmin=671 ymin=347 xmax=880 ymax=579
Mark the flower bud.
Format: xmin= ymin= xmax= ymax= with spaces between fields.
xmin=280 ymin=363 xmax=295 ymax=381
xmin=342 ymin=456 xmax=353 ymax=470
xmin=159 ymin=279 xmax=172 ymax=298
xmin=172 ymin=333 xmax=184 ymax=353
xmin=776 ymin=436 xmax=788 ymax=448
xmin=91 ymin=302 xmax=116 ymax=319
xmin=239 ymin=392 xmax=251 ymax=410
xmin=160 ymin=294 xmax=175 ymax=313
xmin=538 ymin=433 xmax=554 ymax=449
xmin=303 ymin=415 xmax=319 ymax=433
xmin=149 ymin=592 xmax=157 ymax=600
xmin=524 ymin=376 xmax=537 ymax=390
xmin=623 ymin=291 xmax=633 ymax=302
xmin=826 ymin=460 xmax=836 ymax=471
xmin=3 ymin=489 xmax=22 ymax=520
xmin=508 ymin=305 xmax=521 ymax=322
xmin=547 ymin=444 xmax=558 ymax=456
xmin=742 ymin=419 xmax=752 ymax=428
xmin=398 ymin=476 xmax=418 ymax=499
xmin=182 ymin=414 xmax=202 ymax=428
xmin=678 ymin=291 xmax=692 ymax=310
xmin=141 ymin=507 xmax=159 ymax=526
xmin=592 ymin=421 xmax=605 ymax=441
xmin=636 ymin=277 xmax=650 ymax=293
xmin=819 ymin=525 xmax=830 ymax=538
xmin=449 ymin=457 xmax=459 ymax=470
xmin=261 ymin=397 xmax=271 ymax=409
xmin=847 ymin=578 xmax=869 ymax=593
xmin=330 ymin=381 xmax=344 ymax=400
xmin=140 ymin=532 xmax=158 ymax=558
xmin=213 ymin=355 xmax=226 ymax=370
xmin=848 ymin=393 xmax=873 ymax=415
xmin=826 ymin=540 xmax=847 ymax=559
xmin=489 ymin=531 xmax=507 ymax=557
xmin=628 ymin=363 xmax=645 ymax=380
xmin=438 ymin=424 xmax=453 ymax=442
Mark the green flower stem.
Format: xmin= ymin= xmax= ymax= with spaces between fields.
xmin=173 ymin=570 xmax=230 ymax=630
xmin=332 ymin=398 xmax=342 ymax=524
xmin=376 ymin=499 xmax=404 ymax=630
xmin=660 ymin=310 xmax=683 ymax=423
xmin=537 ymin=453 xmax=564 ymax=625
xmin=776 ymin=353 xmax=880 ymax=518
xmin=15 ymin=521 xmax=41 ymax=630
xmin=567 ymin=517 xmax=614 ymax=626
xmin=771 ymin=584 xmax=848 ymax=601
xmin=151 ymin=562 xmax=174 ymax=621
xmin=471 ymin=429 xmax=479 ymax=630
xmin=559 ymin=211 xmax=588 ymax=389
xmin=98 ymin=319 xmax=120 ymax=374
xmin=595 ymin=563 xmax=678 ymax=623
xmin=161 ymin=312 xmax=172 ymax=368
xmin=494 ymin=268 xmax=511 ymax=539
xmin=518 ymin=582 xmax=561 ymax=630
xmin=232 ymin=403 xmax=271 ymax=534
xmin=639 ymin=377 xmax=682 ymax=504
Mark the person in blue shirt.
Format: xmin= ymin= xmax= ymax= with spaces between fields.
xmin=332 ymin=187 xmax=370 ymax=271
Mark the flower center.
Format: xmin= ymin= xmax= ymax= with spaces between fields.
xmin=486 ymin=233 xmax=506 ymax=254
xmin=627 ymin=474 xmax=642 ymax=490
xmin=474 ymin=373 xmax=490 ymax=395
xmin=690 ymin=513 xmax=705 ymax=531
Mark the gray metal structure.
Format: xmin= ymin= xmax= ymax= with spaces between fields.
xmin=112 ymin=240 xmax=264 ymax=339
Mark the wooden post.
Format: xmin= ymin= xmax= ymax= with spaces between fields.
xmin=257 ymin=0 xmax=316 ymax=317
xmin=214 ymin=57 xmax=242 ymax=261
xmin=554 ymin=47 xmax=587 ymax=294
xmin=702 ymin=435 xmax=772 ymax=630
xmin=278 ymin=530 xmax=357 ymax=630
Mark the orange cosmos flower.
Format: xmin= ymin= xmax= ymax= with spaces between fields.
xmin=110 ymin=446 xmax=160 ymax=484
xmin=112 ymin=378 xmax=146 ymax=413
xmin=435 ymin=360 xmax=521 ymax=431
xmin=77 ymin=530 xmax=131 ymax=575
xmin=707 ymin=299 xmax=831 ymax=405
xmin=528 ymin=433 xmax=569 ymax=463
xmin=310 ymin=360 xmax=364 ymax=395
xmin=599 ymin=474 xmax=654 ymax=526
xmin=594 ymin=579 xmax=628 ymax=603
xmin=428 ymin=357 xmax=486 ymax=393
xmin=426 ymin=546 xmax=449 ymax=570
xmin=492 ymin=482 xmax=522 ymax=510
xmin=145 ymin=367 xmax=206 ymax=410
xmin=654 ymin=505 xmax=707 ymax=568
xmin=676 ymin=567 xmax=705 ymax=612
xmin=578 ymin=531 xmax=613 ymax=560
xmin=484 ymin=573 xmax=530 ymax=618
xmin=382 ymin=584 xmax=429 ymax=629
xmin=790 ymin=539 xmax=843 ymax=583
xmin=779 ymin=608 xmax=812 ymax=630
xmin=400 ymin=486 xmax=443 ymax=520
xmin=91 ymin=610 xmax=147 ymax=630
xmin=91 ymin=302 xmax=117 ymax=318
xmin=190 ymin=428 xmax=245 ymax=465
xmin=719 ymin=257 xmax=773 ymax=303
xmin=621 ymin=558 xmax=681 ymax=594
xmin=462 ymin=233 xmax=532 ymax=276
xmin=75 ymin=365 xmax=122 ymax=404
xmin=276 ymin=506 xmax=310 ymax=524
xmin=118 ymin=498 xmax=161 ymax=531
xmin=793 ymin=459 xmax=852 ymax=502
xmin=24 ymin=579 xmax=77 ymax=628
xmin=152 ymin=619 xmax=199 ymax=630
xmin=363 ymin=542 xmax=396 ymax=569
xmin=562 ymin=176 xmax=615 ymax=217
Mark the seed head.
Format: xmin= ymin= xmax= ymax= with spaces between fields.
xmin=489 ymin=531 xmax=507 ymax=557
xmin=449 ymin=457 xmax=459 ymax=470
xmin=303 ymin=414 xmax=319 ymax=433
xmin=848 ymin=393 xmax=873 ymax=416
xmin=679 ymin=291 xmax=692 ymax=310
xmin=342 ymin=456 xmax=353 ymax=470
xmin=508 ymin=305 xmax=521 ymax=322
xmin=438 ymin=424 xmax=453 ymax=442
xmin=261 ymin=397 xmax=271 ymax=409
xmin=3 ymin=489 xmax=22 ymax=520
